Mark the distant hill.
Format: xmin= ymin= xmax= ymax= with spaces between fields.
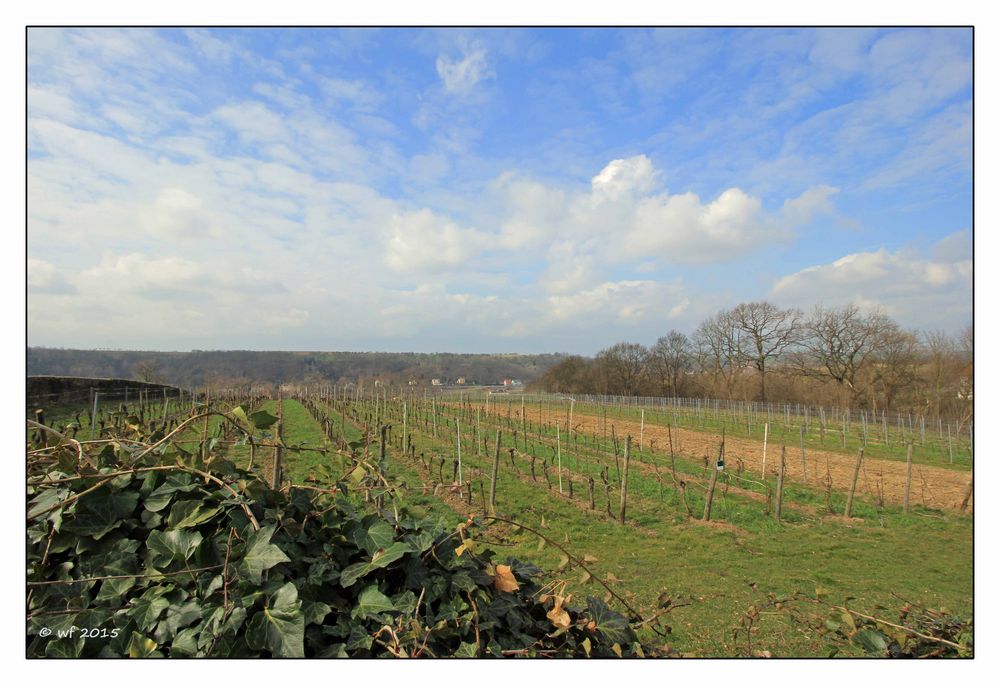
xmin=26 ymin=348 xmax=566 ymax=389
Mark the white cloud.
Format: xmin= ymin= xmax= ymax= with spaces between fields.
xmin=211 ymin=101 xmax=289 ymax=144
xmin=495 ymin=157 xmax=827 ymax=267
xmin=591 ymin=155 xmax=658 ymax=200
xmin=27 ymin=258 xmax=77 ymax=295
xmin=319 ymin=76 xmax=381 ymax=110
xmin=771 ymin=232 xmax=972 ymax=331
xmin=139 ymin=188 xmax=209 ymax=238
xmin=625 ymin=186 xmax=780 ymax=264
xmin=781 ymin=184 xmax=838 ymax=225
xmin=384 ymin=209 xmax=489 ymax=273
xmin=435 ymin=45 xmax=494 ymax=94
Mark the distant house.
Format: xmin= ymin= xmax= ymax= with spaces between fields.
xmin=431 ymin=378 xmax=443 ymax=386
xmin=503 ymin=378 xmax=513 ymax=387
xmin=408 ymin=380 xmax=418 ymax=386
xmin=456 ymin=377 xmax=466 ymax=385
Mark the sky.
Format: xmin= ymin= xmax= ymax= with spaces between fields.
xmin=26 ymin=27 xmax=973 ymax=354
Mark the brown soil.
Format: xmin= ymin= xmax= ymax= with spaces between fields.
xmin=458 ymin=403 xmax=973 ymax=513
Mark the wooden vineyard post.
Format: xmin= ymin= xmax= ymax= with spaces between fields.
xmin=377 ymin=425 xmax=388 ymax=509
xmin=947 ymin=425 xmax=954 ymax=464
xmin=960 ymin=474 xmax=973 ymax=513
xmin=618 ymin=435 xmax=632 ymax=524
xmin=432 ymin=397 xmax=437 ymax=438
xmin=800 ymin=424 xmax=807 ymax=482
xmin=339 ymin=410 xmax=346 ymax=449
xmin=639 ymin=409 xmax=644 ymax=452
xmin=588 ymin=476 xmax=595 ymax=510
xmin=201 ymin=388 xmax=211 ymax=462
xmin=761 ymin=421 xmax=769 ymax=477
xmin=774 ymin=446 xmax=786 ymax=521
xmin=844 ymin=448 xmax=864 ymax=518
xmin=703 ymin=441 xmax=722 ymax=522
xmin=402 ymin=402 xmax=407 ymax=455
xmin=903 ymin=442 xmax=913 ymax=514
xmin=557 ymin=425 xmax=563 ymax=494
xmin=488 ymin=430 xmax=502 ymax=514
xmin=456 ymin=417 xmax=463 ymax=486
xmin=272 ymin=394 xmax=285 ymax=490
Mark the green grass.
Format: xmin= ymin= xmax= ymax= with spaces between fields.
xmin=330 ymin=396 xmax=973 ymax=656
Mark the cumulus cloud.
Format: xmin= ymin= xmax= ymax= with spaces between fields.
xmin=494 ymin=156 xmax=832 ymax=267
xmin=771 ymin=232 xmax=972 ymax=331
xmin=435 ymin=45 xmax=495 ymax=93
xmin=28 ymin=258 xmax=77 ymax=295
xmin=383 ymin=209 xmax=489 ymax=273
xmin=591 ymin=155 xmax=658 ymax=200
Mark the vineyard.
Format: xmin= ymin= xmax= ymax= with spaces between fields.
xmin=26 ymin=384 xmax=973 ymax=658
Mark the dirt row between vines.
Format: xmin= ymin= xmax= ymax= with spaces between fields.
xmin=449 ymin=403 xmax=972 ymax=513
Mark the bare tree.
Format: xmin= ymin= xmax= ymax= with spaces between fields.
xmin=730 ymin=301 xmax=803 ymax=401
xmin=535 ymin=356 xmax=597 ymax=394
xmin=870 ymin=325 xmax=921 ymax=412
xmin=133 ymin=359 xmax=164 ymax=384
xmin=648 ymin=331 xmax=693 ymax=397
xmin=792 ymin=304 xmax=893 ymax=407
xmin=596 ymin=342 xmax=649 ymax=396
xmin=923 ymin=330 xmax=957 ymax=419
xmin=694 ymin=310 xmax=745 ymax=399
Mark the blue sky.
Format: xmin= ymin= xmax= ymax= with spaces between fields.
xmin=26 ymin=27 xmax=972 ymax=353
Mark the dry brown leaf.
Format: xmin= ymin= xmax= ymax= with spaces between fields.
xmin=494 ymin=564 xmax=519 ymax=593
xmin=546 ymin=595 xmax=571 ymax=629
xmin=547 ymin=606 xmax=571 ymax=629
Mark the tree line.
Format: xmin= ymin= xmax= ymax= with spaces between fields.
xmin=532 ymin=302 xmax=972 ymax=420
xmin=26 ymin=348 xmax=565 ymax=391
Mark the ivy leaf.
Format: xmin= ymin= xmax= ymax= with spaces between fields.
xmin=128 ymin=595 xmax=170 ymax=630
xmin=127 ymin=632 xmax=161 ymax=658
xmin=260 ymin=582 xmax=305 ymax=658
xmin=371 ymin=542 xmax=410 ymax=568
xmin=354 ymin=520 xmax=395 ymax=555
xmin=352 ymin=585 xmax=396 ymax=619
xmin=303 ymin=600 xmax=331 ymax=626
xmin=239 ymin=524 xmax=291 ymax=583
xmin=44 ymin=636 xmax=84 ymax=658
xmin=146 ymin=529 xmax=203 ymax=565
xmin=586 ymin=597 xmax=631 ymax=646
xmin=166 ymin=500 xmax=219 ymax=529
xmin=854 ymin=628 xmax=889 ymax=655
xmin=154 ymin=600 xmax=202 ymax=643
xmin=143 ymin=474 xmax=198 ymax=513
xmin=345 ymin=624 xmax=373 ymax=652
xmin=170 ymin=627 xmax=200 ymax=656
xmin=339 ymin=562 xmax=373 ymax=588
xmin=63 ymin=488 xmax=139 ymax=540
xmin=455 ymin=641 xmax=479 ymax=657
